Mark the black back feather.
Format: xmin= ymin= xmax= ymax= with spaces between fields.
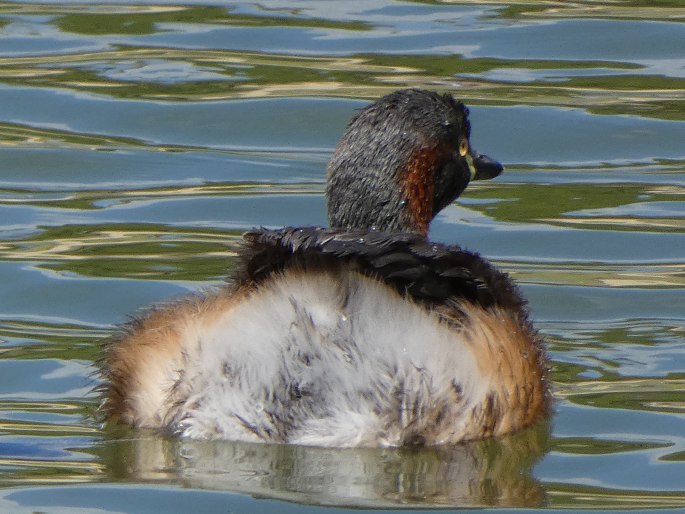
xmin=236 ymin=227 xmax=528 ymax=316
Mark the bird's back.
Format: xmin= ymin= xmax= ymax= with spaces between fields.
xmin=103 ymin=228 xmax=549 ymax=447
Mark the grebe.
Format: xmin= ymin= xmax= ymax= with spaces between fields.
xmin=103 ymin=89 xmax=550 ymax=447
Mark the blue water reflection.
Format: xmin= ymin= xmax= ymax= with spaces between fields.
xmin=0 ymin=0 xmax=684 ymax=511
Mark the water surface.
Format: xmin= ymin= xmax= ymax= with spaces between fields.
xmin=0 ymin=1 xmax=684 ymax=512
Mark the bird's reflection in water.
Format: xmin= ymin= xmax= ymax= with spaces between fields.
xmin=100 ymin=420 xmax=550 ymax=508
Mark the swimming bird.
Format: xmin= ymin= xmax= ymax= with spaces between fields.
xmin=102 ymin=89 xmax=550 ymax=447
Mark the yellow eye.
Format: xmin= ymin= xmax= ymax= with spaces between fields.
xmin=458 ymin=139 xmax=469 ymax=157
